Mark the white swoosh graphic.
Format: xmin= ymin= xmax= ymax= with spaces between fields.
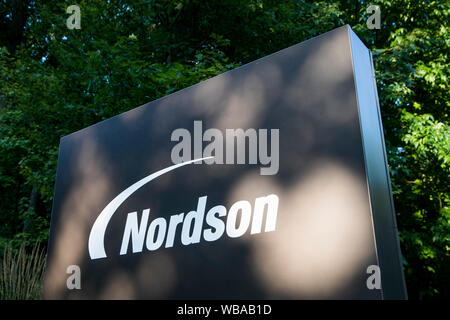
xmin=88 ymin=156 xmax=213 ymax=260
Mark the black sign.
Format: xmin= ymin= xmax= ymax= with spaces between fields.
xmin=43 ymin=25 xmax=407 ymax=299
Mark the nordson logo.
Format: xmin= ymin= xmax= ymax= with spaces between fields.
xmin=88 ymin=157 xmax=279 ymax=260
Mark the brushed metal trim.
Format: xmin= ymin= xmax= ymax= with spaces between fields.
xmin=348 ymin=27 xmax=407 ymax=299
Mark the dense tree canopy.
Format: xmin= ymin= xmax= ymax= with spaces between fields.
xmin=0 ymin=0 xmax=448 ymax=299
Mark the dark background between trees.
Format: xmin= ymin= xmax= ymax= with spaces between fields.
xmin=0 ymin=0 xmax=448 ymax=299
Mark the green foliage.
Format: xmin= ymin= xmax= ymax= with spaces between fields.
xmin=367 ymin=0 xmax=450 ymax=298
xmin=0 ymin=0 xmax=448 ymax=299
